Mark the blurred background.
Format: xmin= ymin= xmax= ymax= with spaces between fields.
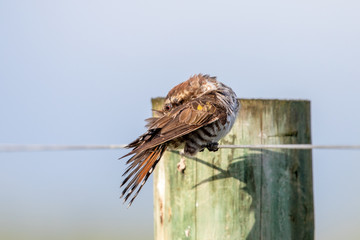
xmin=1 ymin=0 xmax=359 ymax=239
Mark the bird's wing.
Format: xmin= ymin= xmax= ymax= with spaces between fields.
xmin=127 ymin=97 xmax=225 ymax=155
xmin=119 ymin=97 xmax=225 ymax=206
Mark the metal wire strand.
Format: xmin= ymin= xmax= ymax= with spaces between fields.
xmin=0 ymin=144 xmax=127 ymax=152
xmin=1 ymin=144 xmax=360 ymax=152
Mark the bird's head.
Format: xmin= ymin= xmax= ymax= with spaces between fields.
xmin=163 ymin=74 xmax=218 ymax=112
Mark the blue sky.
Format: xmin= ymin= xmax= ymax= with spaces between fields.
xmin=1 ymin=1 xmax=360 ymax=239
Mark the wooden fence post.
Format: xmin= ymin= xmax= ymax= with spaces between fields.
xmin=152 ymin=98 xmax=314 ymax=240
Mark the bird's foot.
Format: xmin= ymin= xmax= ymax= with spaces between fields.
xmin=203 ymin=142 xmax=219 ymax=152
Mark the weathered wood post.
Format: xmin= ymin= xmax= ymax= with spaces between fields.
xmin=152 ymin=98 xmax=314 ymax=240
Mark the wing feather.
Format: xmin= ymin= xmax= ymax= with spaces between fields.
xmin=130 ymin=98 xmax=223 ymax=154
xmin=120 ymin=95 xmax=226 ymax=206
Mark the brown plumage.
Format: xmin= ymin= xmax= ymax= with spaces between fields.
xmin=120 ymin=74 xmax=240 ymax=206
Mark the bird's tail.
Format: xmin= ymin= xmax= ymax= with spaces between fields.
xmin=120 ymin=144 xmax=167 ymax=207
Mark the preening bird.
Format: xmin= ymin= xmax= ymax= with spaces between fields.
xmin=120 ymin=74 xmax=240 ymax=206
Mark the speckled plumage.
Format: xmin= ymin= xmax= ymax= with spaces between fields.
xmin=120 ymin=74 xmax=240 ymax=206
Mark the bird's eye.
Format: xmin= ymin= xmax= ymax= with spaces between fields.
xmin=164 ymin=103 xmax=172 ymax=111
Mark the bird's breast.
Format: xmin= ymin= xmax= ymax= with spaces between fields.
xmin=182 ymin=116 xmax=234 ymax=156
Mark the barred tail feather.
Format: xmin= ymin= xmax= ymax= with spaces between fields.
xmin=120 ymin=144 xmax=167 ymax=207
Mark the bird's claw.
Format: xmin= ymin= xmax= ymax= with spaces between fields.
xmin=203 ymin=142 xmax=219 ymax=152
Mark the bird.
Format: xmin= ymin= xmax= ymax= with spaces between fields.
xmin=120 ymin=74 xmax=240 ymax=206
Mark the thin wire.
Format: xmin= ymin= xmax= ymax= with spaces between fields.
xmin=0 ymin=144 xmax=127 ymax=152
xmin=0 ymin=144 xmax=360 ymax=152
xmin=220 ymin=144 xmax=360 ymax=150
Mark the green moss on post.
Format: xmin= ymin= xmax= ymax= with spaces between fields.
xmin=153 ymin=98 xmax=314 ymax=240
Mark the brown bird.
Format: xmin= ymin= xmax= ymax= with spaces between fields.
xmin=120 ymin=74 xmax=240 ymax=206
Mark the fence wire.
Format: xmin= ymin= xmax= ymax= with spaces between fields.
xmin=1 ymin=144 xmax=360 ymax=152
